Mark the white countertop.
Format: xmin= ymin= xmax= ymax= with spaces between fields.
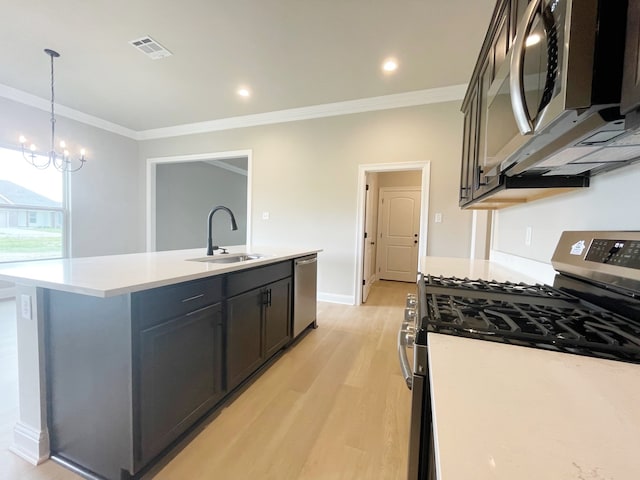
xmin=420 ymin=256 xmax=544 ymax=284
xmin=428 ymin=333 xmax=640 ymax=480
xmin=418 ymin=256 xmax=640 ymax=479
xmin=0 ymin=246 xmax=320 ymax=297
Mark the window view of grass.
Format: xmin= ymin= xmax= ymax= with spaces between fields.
xmin=1 ymin=147 xmax=65 ymax=263
xmin=0 ymin=224 xmax=63 ymax=263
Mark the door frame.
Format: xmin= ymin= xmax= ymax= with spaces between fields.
xmin=354 ymin=161 xmax=431 ymax=305
xmin=145 ymin=150 xmax=252 ymax=252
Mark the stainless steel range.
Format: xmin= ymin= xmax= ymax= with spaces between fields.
xmin=398 ymin=231 xmax=640 ymax=480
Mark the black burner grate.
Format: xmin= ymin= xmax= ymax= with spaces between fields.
xmin=426 ymin=292 xmax=640 ymax=363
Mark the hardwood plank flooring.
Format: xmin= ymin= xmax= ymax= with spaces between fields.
xmin=0 ymin=280 xmax=415 ymax=479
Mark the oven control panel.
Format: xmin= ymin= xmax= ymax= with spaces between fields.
xmin=586 ymin=239 xmax=640 ymax=270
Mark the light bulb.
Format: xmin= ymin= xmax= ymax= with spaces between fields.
xmin=59 ymin=140 xmax=66 ymax=149
xmin=382 ymin=59 xmax=398 ymax=72
xmin=30 ymin=144 xmax=36 ymax=152
xmin=19 ymin=135 xmax=26 ymax=144
xmin=80 ymin=148 xmax=86 ymax=158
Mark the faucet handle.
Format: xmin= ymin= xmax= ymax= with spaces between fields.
xmin=218 ymin=247 xmax=229 ymax=254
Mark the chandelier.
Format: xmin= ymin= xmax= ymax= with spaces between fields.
xmin=19 ymin=49 xmax=87 ymax=172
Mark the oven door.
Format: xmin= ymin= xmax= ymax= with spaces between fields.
xmin=398 ymin=307 xmax=435 ymax=479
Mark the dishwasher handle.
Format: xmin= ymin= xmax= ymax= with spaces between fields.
xmin=397 ymin=324 xmax=414 ymax=390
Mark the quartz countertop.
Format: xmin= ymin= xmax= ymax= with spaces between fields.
xmin=420 ymin=255 xmax=544 ymax=284
xmin=428 ymin=333 xmax=640 ymax=479
xmin=0 ymin=246 xmax=321 ymax=297
xmin=420 ymin=256 xmax=640 ymax=479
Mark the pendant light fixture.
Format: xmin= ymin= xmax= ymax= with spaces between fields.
xmin=19 ymin=48 xmax=87 ymax=172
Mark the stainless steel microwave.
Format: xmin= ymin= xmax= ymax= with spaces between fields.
xmin=480 ymin=0 xmax=632 ymax=185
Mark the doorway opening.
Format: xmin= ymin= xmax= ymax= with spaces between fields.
xmin=355 ymin=162 xmax=430 ymax=305
xmin=146 ymin=150 xmax=252 ymax=252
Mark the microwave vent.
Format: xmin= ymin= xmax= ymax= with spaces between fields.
xmin=542 ymin=163 xmax=604 ymax=176
xmin=578 ymin=130 xmax=626 ymax=145
xmin=610 ymin=129 xmax=640 ymax=146
xmin=535 ymin=147 xmax=600 ymax=168
xmin=572 ymin=145 xmax=640 ymax=163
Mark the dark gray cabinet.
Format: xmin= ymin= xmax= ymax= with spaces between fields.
xmin=138 ymin=302 xmax=223 ymax=463
xmin=226 ymin=288 xmax=265 ymax=390
xmin=46 ymin=259 xmax=296 ymax=479
xmin=263 ymin=277 xmax=292 ymax=359
xmin=226 ymin=262 xmax=293 ymax=391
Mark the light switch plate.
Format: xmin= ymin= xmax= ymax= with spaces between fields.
xmin=20 ymin=294 xmax=32 ymax=320
xmin=262 ymin=211 xmax=270 ymax=220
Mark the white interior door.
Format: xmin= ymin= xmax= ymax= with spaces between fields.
xmin=361 ymin=173 xmax=379 ymax=302
xmin=377 ymin=188 xmax=421 ymax=282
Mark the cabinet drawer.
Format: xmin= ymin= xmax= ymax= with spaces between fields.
xmin=133 ymin=276 xmax=223 ymax=329
xmin=227 ymin=261 xmax=293 ymax=298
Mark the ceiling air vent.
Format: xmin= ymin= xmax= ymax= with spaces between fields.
xmin=128 ymin=36 xmax=172 ymax=60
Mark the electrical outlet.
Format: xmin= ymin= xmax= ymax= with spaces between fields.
xmin=525 ymin=227 xmax=532 ymax=246
xmin=20 ymin=294 xmax=32 ymax=320
xmin=435 ymin=213 xmax=443 ymax=223
xmin=262 ymin=211 xmax=270 ymax=220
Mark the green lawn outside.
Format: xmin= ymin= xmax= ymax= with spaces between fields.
xmin=0 ymin=228 xmax=63 ymax=261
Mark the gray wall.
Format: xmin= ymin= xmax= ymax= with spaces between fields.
xmin=0 ymin=97 xmax=143 ymax=258
xmin=139 ymin=101 xmax=472 ymax=301
xmin=1 ymin=96 xmax=472 ymax=301
xmin=156 ymin=162 xmax=247 ymax=251
xmin=493 ymin=161 xmax=640 ymax=264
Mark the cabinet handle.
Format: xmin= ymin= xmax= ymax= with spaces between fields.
xmin=268 ymin=289 xmax=272 ymax=307
xmin=185 ymin=304 xmax=216 ymax=317
xmin=475 ymin=165 xmax=487 ymax=189
xmin=181 ymin=293 xmax=204 ymax=303
xmin=262 ymin=289 xmax=270 ymax=306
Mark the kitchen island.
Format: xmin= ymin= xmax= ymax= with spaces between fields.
xmin=0 ymin=246 xmax=320 ymax=480
xmin=419 ymin=256 xmax=640 ymax=480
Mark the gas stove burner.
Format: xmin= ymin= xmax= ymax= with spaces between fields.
xmin=425 ymin=275 xmax=574 ymax=300
xmin=425 ymin=293 xmax=640 ymax=362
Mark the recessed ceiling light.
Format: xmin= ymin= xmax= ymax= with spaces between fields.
xmin=237 ymin=87 xmax=251 ymax=98
xmin=382 ymin=58 xmax=398 ymax=72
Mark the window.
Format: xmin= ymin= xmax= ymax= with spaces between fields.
xmin=0 ymin=147 xmax=66 ymax=262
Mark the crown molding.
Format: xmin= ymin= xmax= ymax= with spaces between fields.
xmin=2 ymin=82 xmax=467 ymax=141
xmin=0 ymin=83 xmax=139 ymax=139
xmin=137 ymin=84 xmax=467 ymax=140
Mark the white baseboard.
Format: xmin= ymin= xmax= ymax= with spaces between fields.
xmin=489 ymin=250 xmax=556 ymax=285
xmin=10 ymin=422 xmax=50 ymax=465
xmin=318 ymin=292 xmax=355 ymax=305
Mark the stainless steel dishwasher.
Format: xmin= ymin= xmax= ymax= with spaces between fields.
xmin=293 ymin=254 xmax=318 ymax=338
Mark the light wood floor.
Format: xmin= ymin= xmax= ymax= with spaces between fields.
xmin=0 ymin=280 xmax=415 ymax=479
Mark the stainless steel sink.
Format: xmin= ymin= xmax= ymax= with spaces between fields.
xmin=187 ymin=253 xmax=265 ymax=264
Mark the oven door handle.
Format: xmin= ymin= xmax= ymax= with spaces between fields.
xmin=509 ymin=0 xmax=541 ymax=135
xmin=397 ymin=324 xmax=414 ymax=390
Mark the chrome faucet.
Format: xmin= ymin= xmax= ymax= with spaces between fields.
xmin=207 ymin=205 xmax=238 ymax=255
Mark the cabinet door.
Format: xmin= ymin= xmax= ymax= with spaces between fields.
xmin=139 ymin=303 xmax=223 ymax=463
xmin=264 ymin=277 xmax=292 ymax=359
xmin=226 ymin=288 xmax=264 ymax=391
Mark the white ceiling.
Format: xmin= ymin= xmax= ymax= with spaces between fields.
xmin=0 ymin=0 xmax=496 ymax=133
